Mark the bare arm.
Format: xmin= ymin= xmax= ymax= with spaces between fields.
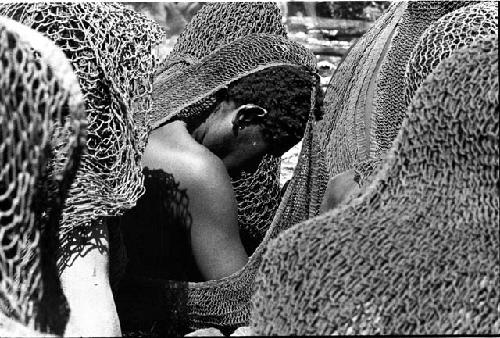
xmin=184 ymin=155 xmax=248 ymax=280
xmin=143 ymin=131 xmax=248 ymax=281
xmin=57 ymin=221 xmax=121 ymax=337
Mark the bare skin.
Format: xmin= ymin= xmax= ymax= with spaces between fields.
xmin=138 ymin=100 xmax=270 ymax=280
xmin=319 ymin=169 xmax=363 ymax=213
xmin=60 ymin=222 xmax=121 ymax=337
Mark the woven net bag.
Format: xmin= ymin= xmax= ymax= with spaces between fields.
xmin=0 ymin=3 xmax=165 ymax=246
xmin=0 ymin=17 xmax=85 ymax=336
xmin=250 ymin=5 xmax=499 ymax=336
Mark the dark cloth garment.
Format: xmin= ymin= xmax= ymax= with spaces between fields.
xmin=116 ymin=167 xmax=203 ymax=282
xmin=111 ymin=168 xmax=202 ymax=336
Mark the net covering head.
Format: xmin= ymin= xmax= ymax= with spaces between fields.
xmin=170 ymin=2 xmax=287 ymax=62
xmin=111 ymin=3 xmax=321 ymax=330
xmin=225 ymin=65 xmax=322 ymax=157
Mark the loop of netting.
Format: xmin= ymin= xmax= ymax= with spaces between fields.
xmin=169 ymin=3 xmax=286 ymax=63
xmin=0 ymin=16 xmax=85 ymax=334
xmin=251 ymin=25 xmax=499 ymax=338
xmin=317 ymin=2 xmax=408 ymax=181
xmin=147 ymin=119 xmax=325 ymax=332
xmin=317 ymin=1 xmax=497 ymax=191
xmin=232 ymin=154 xmax=281 ymax=252
xmin=0 ymin=3 xmax=165 ymax=234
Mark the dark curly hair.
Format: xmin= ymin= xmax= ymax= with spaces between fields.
xmin=180 ymin=65 xmax=322 ymax=156
xmin=227 ymin=65 xmax=322 ymax=156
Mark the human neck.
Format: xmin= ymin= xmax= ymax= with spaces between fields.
xmin=190 ymin=107 xmax=226 ymax=144
xmin=222 ymin=145 xmax=265 ymax=177
xmin=191 ymin=120 xmax=208 ymax=144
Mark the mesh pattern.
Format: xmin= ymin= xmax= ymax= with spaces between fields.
xmin=169 ymin=2 xmax=286 ymax=62
xmin=251 ymin=33 xmax=499 ymax=336
xmin=151 ymin=34 xmax=316 ymax=129
xmin=353 ymin=158 xmax=383 ymax=187
xmin=372 ymin=1 xmax=479 ymax=158
xmin=317 ymin=2 xmax=408 ymax=181
xmin=318 ymin=1 xmax=495 ymax=192
xmin=0 ymin=16 xmax=85 ymax=332
xmin=0 ymin=3 xmax=165 ymax=233
xmin=404 ymin=2 xmax=498 ymax=108
xmin=232 ymin=154 xmax=281 ymax=252
xmin=153 ymin=2 xmax=287 ymax=128
xmin=131 ymin=103 xmax=322 ymax=333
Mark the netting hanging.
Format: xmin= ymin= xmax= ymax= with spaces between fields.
xmin=257 ymin=1 xmax=491 ymax=249
xmin=317 ymin=1 xmax=491 ymax=186
xmin=0 ymin=3 xmax=165 ymax=239
xmin=250 ymin=4 xmax=499 ymax=336
xmin=0 ymin=16 xmax=86 ymax=335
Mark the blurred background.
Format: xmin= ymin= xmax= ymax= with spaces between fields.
xmin=123 ymin=1 xmax=391 ymax=185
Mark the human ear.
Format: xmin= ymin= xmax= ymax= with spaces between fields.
xmin=231 ymin=104 xmax=268 ymax=136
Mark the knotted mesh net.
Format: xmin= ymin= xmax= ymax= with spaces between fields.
xmin=318 ymin=1 xmax=490 ymax=186
xmin=251 ymin=8 xmax=499 ymax=337
xmin=0 ymin=16 xmax=85 ymax=335
xmin=316 ymin=1 xmax=407 ymax=190
xmin=372 ymin=0 xmax=481 ymax=159
xmin=0 ymin=3 xmax=165 ymax=237
xmin=404 ymin=2 xmax=498 ymax=108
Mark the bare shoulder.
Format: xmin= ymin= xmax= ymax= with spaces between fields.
xmin=179 ymin=147 xmax=232 ymax=195
xmin=142 ymin=124 xmax=233 ymax=196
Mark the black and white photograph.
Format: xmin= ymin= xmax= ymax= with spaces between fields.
xmin=0 ymin=0 xmax=498 ymax=336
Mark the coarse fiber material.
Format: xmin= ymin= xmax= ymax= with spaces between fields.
xmin=0 ymin=3 xmax=165 ymax=237
xmin=151 ymin=2 xmax=318 ymax=250
xmin=251 ymin=33 xmax=499 ymax=336
xmin=319 ymin=1 xmax=494 ymax=185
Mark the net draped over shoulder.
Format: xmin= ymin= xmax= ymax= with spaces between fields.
xmin=250 ymin=2 xmax=499 ymax=335
xmin=151 ymin=2 xmax=318 ymax=252
xmin=3 ymin=1 xmax=495 ymax=335
xmin=0 ymin=16 xmax=86 ymax=335
xmin=117 ymin=2 xmax=320 ymax=331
